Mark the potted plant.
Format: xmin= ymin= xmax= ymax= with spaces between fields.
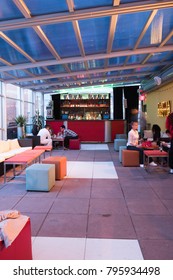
xmin=32 ymin=110 xmax=44 ymax=135
xmin=14 ymin=115 xmax=27 ymax=138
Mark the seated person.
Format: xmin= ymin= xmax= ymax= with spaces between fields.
xmin=162 ymin=129 xmax=171 ymax=138
xmin=59 ymin=125 xmax=78 ymax=150
xmin=127 ymin=121 xmax=157 ymax=167
xmin=152 ymin=124 xmax=161 ymax=145
xmin=37 ymin=125 xmax=52 ymax=146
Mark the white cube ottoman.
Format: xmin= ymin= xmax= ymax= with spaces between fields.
xmin=26 ymin=163 xmax=55 ymax=191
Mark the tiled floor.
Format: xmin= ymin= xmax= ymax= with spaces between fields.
xmin=67 ymin=161 xmax=118 ymax=178
xmin=0 ymin=143 xmax=173 ymax=260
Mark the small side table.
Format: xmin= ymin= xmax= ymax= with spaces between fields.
xmin=144 ymin=150 xmax=168 ymax=171
xmin=52 ymin=137 xmax=64 ymax=149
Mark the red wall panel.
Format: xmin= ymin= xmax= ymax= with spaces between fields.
xmin=68 ymin=121 xmax=105 ymax=142
xmin=111 ymin=120 xmax=126 ymax=141
xmin=46 ymin=120 xmax=63 ymax=134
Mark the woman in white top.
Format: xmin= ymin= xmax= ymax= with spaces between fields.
xmin=127 ymin=121 xmax=157 ymax=167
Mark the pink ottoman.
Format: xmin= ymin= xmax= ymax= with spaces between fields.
xmin=34 ymin=145 xmax=52 ymax=158
xmin=69 ymin=139 xmax=81 ymax=150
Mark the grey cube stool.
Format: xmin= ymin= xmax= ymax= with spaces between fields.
xmin=26 ymin=163 xmax=55 ymax=191
xmin=115 ymin=134 xmax=127 ymax=139
xmin=119 ymin=145 xmax=127 ymax=163
xmin=114 ymin=139 xmax=127 ymax=151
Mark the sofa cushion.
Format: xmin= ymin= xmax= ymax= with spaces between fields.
xmin=0 ymin=141 xmax=3 ymax=153
xmin=0 ymin=156 xmax=5 ymax=163
xmin=0 ymin=140 xmax=10 ymax=153
xmin=0 ymin=151 xmax=16 ymax=159
xmin=0 ymin=140 xmax=32 ymax=162
xmin=9 ymin=139 xmax=20 ymax=150
xmin=12 ymin=147 xmax=32 ymax=154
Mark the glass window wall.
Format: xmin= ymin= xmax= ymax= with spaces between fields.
xmin=23 ymin=89 xmax=33 ymax=102
xmin=6 ymin=98 xmax=20 ymax=126
xmin=6 ymin=84 xmax=20 ymax=99
xmin=24 ymin=102 xmax=34 ymax=134
xmin=0 ymin=81 xmax=43 ymax=140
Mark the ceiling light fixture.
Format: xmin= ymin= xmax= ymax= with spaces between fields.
xmin=154 ymin=76 xmax=162 ymax=85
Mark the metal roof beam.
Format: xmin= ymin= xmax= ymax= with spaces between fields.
xmin=4 ymin=61 xmax=169 ymax=84
xmin=0 ymin=31 xmax=35 ymax=63
xmin=1 ymin=1 xmax=173 ymax=31
xmin=124 ymin=9 xmax=158 ymax=65
xmin=13 ymin=0 xmax=73 ymax=75
xmin=39 ymin=79 xmax=141 ymax=93
xmin=107 ymin=15 xmax=118 ymax=54
xmin=66 ymin=0 xmax=89 ymax=74
xmin=104 ymin=14 xmax=118 ymax=68
xmin=22 ymin=71 xmax=152 ymax=90
xmin=142 ymin=28 xmax=173 ymax=64
xmin=0 ymin=45 xmax=173 ymax=72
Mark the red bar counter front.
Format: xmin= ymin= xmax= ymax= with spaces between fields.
xmin=46 ymin=120 xmax=126 ymax=142
xmin=68 ymin=120 xmax=105 ymax=142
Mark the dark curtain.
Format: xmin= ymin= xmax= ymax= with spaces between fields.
xmin=52 ymin=94 xmax=61 ymax=119
xmin=124 ymin=86 xmax=139 ymax=126
xmin=113 ymin=86 xmax=139 ymax=133
xmin=113 ymin=87 xmax=123 ymax=119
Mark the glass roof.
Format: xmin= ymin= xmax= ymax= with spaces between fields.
xmin=0 ymin=0 xmax=173 ymax=93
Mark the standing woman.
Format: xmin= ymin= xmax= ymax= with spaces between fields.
xmin=166 ymin=112 xmax=173 ymax=174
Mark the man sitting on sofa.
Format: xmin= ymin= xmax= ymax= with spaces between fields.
xmin=37 ymin=125 xmax=52 ymax=146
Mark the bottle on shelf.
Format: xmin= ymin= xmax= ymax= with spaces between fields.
xmin=60 ymin=93 xmax=110 ymax=120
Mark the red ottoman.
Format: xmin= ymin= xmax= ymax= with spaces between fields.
xmin=69 ymin=139 xmax=81 ymax=150
xmin=122 ymin=150 xmax=140 ymax=167
xmin=0 ymin=218 xmax=32 ymax=260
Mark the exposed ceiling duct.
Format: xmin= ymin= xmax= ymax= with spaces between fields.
xmin=141 ymin=65 xmax=173 ymax=91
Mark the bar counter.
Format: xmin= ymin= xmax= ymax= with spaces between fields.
xmin=46 ymin=119 xmax=126 ymax=142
